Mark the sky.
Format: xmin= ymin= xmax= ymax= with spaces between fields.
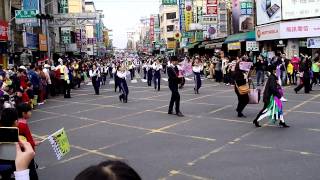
xmin=93 ymin=0 xmax=161 ymax=49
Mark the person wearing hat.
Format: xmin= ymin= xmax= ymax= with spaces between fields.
xmin=167 ymin=56 xmax=184 ymax=117
xmin=253 ymin=64 xmax=289 ymax=128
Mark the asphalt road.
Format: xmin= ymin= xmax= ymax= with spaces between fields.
xmin=29 ymin=75 xmax=320 ymax=180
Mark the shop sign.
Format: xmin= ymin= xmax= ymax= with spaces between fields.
xmin=26 ymin=32 xmax=38 ymax=50
xmin=162 ymin=0 xmax=177 ymax=5
xmin=0 ymin=21 xmax=8 ymax=41
xmin=39 ymin=34 xmax=47 ymax=51
xmin=228 ymin=42 xmax=241 ymax=50
xmin=307 ymin=37 xmax=320 ymax=49
xmin=167 ymin=41 xmax=176 ymax=49
xmin=280 ymin=19 xmax=320 ymax=39
xmin=256 ymin=23 xmax=280 ymax=41
xmin=15 ymin=9 xmax=38 ymax=24
xmin=246 ymin=41 xmax=259 ymax=51
xmin=282 ymin=1 xmax=320 ymax=20
xmin=201 ymin=15 xmax=218 ymax=24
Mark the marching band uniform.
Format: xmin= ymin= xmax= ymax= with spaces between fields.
xmin=152 ymin=61 xmax=163 ymax=91
xmin=193 ymin=61 xmax=203 ymax=94
xmin=101 ymin=64 xmax=108 ymax=85
xmin=167 ymin=57 xmax=183 ymax=117
xmin=142 ymin=62 xmax=148 ymax=79
xmin=117 ymin=65 xmax=129 ymax=103
xmin=89 ymin=66 xmax=101 ymax=95
xmin=147 ymin=61 xmax=153 ymax=86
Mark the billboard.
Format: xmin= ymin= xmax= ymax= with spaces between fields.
xmin=279 ymin=18 xmax=320 ymax=39
xmin=307 ymin=38 xmax=320 ymax=49
xmin=256 ymin=0 xmax=282 ymax=25
xmin=179 ymin=0 xmax=186 ymax=32
xmin=232 ymin=0 xmax=240 ymax=33
xmin=282 ymin=0 xmax=320 ymax=20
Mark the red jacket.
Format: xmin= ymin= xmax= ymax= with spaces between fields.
xmin=18 ymin=119 xmax=35 ymax=150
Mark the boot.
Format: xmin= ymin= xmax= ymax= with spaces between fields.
xmin=279 ymin=121 xmax=290 ymax=128
xmin=253 ymin=120 xmax=261 ymax=127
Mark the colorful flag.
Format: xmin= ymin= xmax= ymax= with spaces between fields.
xmin=48 ymin=128 xmax=70 ymax=160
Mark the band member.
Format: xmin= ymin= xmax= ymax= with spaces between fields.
xmin=193 ymin=58 xmax=203 ymax=94
xmin=89 ymin=64 xmax=101 ymax=95
xmin=153 ymin=59 xmax=163 ymax=91
xmin=101 ymin=63 xmax=108 ymax=85
xmin=127 ymin=60 xmax=135 ymax=80
xmin=142 ymin=61 xmax=148 ymax=79
xmin=147 ymin=60 xmax=153 ymax=86
xmin=167 ymin=56 xmax=184 ymax=117
xmin=117 ymin=64 xmax=129 ymax=103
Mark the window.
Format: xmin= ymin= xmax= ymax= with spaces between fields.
xmin=167 ymin=25 xmax=174 ymax=32
xmin=166 ymin=12 xmax=176 ymax=20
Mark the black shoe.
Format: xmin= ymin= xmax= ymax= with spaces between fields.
xmin=168 ymin=111 xmax=173 ymax=115
xmin=253 ymin=120 xmax=261 ymax=127
xmin=194 ymin=88 xmax=197 ymax=94
xmin=123 ymin=97 xmax=128 ymax=103
xmin=119 ymin=95 xmax=123 ymax=102
xmin=279 ymin=121 xmax=290 ymax=128
xmin=294 ymin=89 xmax=298 ymax=94
xmin=237 ymin=113 xmax=246 ymax=118
xmin=176 ymin=112 xmax=184 ymax=117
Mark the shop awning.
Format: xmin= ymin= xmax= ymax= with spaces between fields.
xmin=186 ymin=42 xmax=201 ymax=49
xmin=224 ymin=31 xmax=256 ymax=44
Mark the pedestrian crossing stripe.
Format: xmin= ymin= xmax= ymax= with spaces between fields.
xmin=185 ymin=77 xmax=193 ymax=81
xmin=141 ymin=79 xmax=147 ymax=83
xmin=109 ymin=80 xmax=115 ymax=84
xmin=162 ymin=78 xmax=168 ymax=82
xmin=131 ymin=79 xmax=138 ymax=83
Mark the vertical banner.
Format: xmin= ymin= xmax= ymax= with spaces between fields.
xmin=206 ymin=0 xmax=218 ymax=15
xmin=179 ymin=0 xmax=186 ymax=32
xmin=39 ymin=34 xmax=48 ymax=51
xmin=150 ymin=16 xmax=155 ymax=42
xmin=185 ymin=0 xmax=192 ymax=32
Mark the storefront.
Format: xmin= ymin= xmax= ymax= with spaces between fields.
xmin=256 ymin=18 xmax=320 ymax=59
xmin=224 ymin=31 xmax=256 ymax=56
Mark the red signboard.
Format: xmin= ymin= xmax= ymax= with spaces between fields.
xmin=207 ymin=6 xmax=218 ymax=15
xmin=207 ymin=0 xmax=218 ymax=5
xmin=0 ymin=21 xmax=8 ymax=41
xmin=150 ymin=16 xmax=155 ymax=42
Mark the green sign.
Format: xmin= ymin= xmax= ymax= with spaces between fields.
xmin=15 ymin=9 xmax=38 ymax=19
xmin=196 ymin=32 xmax=203 ymax=42
xmin=182 ymin=32 xmax=193 ymax=38
xmin=59 ymin=0 xmax=68 ymax=14
xmin=162 ymin=0 xmax=177 ymax=5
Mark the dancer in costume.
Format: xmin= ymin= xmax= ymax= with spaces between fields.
xmin=253 ymin=65 xmax=290 ymax=128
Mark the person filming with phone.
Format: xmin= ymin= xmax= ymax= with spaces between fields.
xmin=0 ymin=108 xmax=38 ymax=180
